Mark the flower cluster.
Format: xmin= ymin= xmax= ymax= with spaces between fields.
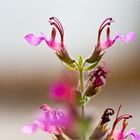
xmin=22 ymin=17 xmax=139 ymax=140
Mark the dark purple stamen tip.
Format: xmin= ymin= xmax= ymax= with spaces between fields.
xmin=49 ymin=17 xmax=54 ymax=20
xmin=107 ymin=22 xmax=111 ymax=25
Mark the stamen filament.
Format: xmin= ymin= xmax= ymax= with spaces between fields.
xmin=110 ymin=114 xmax=132 ymax=135
xmin=49 ymin=21 xmax=64 ymax=42
xmin=50 ymin=17 xmax=64 ymax=36
xmin=106 ymin=27 xmax=110 ymax=40
xmin=99 ymin=18 xmax=112 ymax=31
xmin=97 ymin=18 xmax=114 ymax=47
xmin=116 ymin=105 xmax=122 ymax=119
xmin=98 ymin=22 xmax=111 ymax=42
xmin=121 ymin=119 xmax=128 ymax=132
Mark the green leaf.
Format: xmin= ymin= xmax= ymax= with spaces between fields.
xmin=84 ymin=60 xmax=99 ymax=71
xmin=84 ymin=52 xmax=105 ymax=71
xmin=63 ymin=62 xmax=78 ymax=70
xmin=78 ymin=55 xmax=84 ymax=67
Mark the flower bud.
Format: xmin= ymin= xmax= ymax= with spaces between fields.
xmin=85 ymin=65 xmax=107 ymax=97
xmin=89 ymin=66 xmax=107 ymax=86
xmin=84 ymin=85 xmax=100 ymax=97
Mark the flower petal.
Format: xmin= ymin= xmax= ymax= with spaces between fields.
xmin=115 ymin=32 xmax=136 ymax=43
xmin=51 ymin=27 xmax=56 ymax=42
xmin=101 ymin=39 xmax=113 ymax=50
xmin=126 ymin=128 xmax=140 ymax=140
xmin=43 ymin=125 xmax=62 ymax=135
xmin=24 ymin=34 xmax=46 ymax=46
xmin=21 ymin=122 xmax=38 ymax=134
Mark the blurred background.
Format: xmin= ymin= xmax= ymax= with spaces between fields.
xmin=0 ymin=0 xmax=140 ymax=139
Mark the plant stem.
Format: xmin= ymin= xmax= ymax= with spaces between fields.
xmin=81 ymin=104 xmax=85 ymax=140
xmin=79 ymin=69 xmax=84 ymax=93
xmin=79 ymin=69 xmax=86 ymax=140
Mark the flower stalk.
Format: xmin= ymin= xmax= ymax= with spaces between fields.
xmin=23 ymin=17 xmax=137 ymax=140
xmin=79 ymin=69 xmax=85 ymax=140
xmin=79 ymin=61 xmax=86 ymax=140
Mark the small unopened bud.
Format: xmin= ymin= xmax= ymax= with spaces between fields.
xmin=56 ymin=48 xmax=75 ymax=64
xmin=85 ymin=65 xmax=108 ymax=97
xmin=90 ymin=65 xmax=107 ymax=87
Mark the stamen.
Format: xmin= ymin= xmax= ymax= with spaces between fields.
xmin=121 ymin=119 xmax=128 ymax=132
xmin=50 ymin=17 xmax=64 ymax=36
xmin=49 ymin=21 xmax=64 ymax=42
xmin=49 ymin=17 xmax=64 ymax=42
xmin=110 ymin=114 xmax=132 ymax=135
xmin=116 ymin=105 xmax=122 ymax=119
xmin=99 ymin=18 xmax=112 ymax=31
xmin=98 ymin=22 xmax=111 ymax=42
xmin=106 ymin=27 xmax=110 ymax=40
xmin=97 ymin=18 xmax=114 ymax=46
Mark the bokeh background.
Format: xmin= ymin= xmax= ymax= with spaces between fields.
xmin=0 ymin=0 xmax=140 ymax=139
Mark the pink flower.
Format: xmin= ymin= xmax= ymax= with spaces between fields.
xmin=49 ymin=81 xmax=75 ymax=103
xmin=113 ymin=127 xmax=140 ymax=140
xmin=25 ymin=17 xmax=64 ymax=52
xmin=86 ymin=18 xmax=136 ymax=64
xmin=22 ymin=104 xmax=67 ymax=135
xmin=108 ymin=106 xmax=133 ymax=140
xmin=96 ymin=18 xmax=136 ymax=51
xmin=101 ymin=31 xmax=136 ymax=50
